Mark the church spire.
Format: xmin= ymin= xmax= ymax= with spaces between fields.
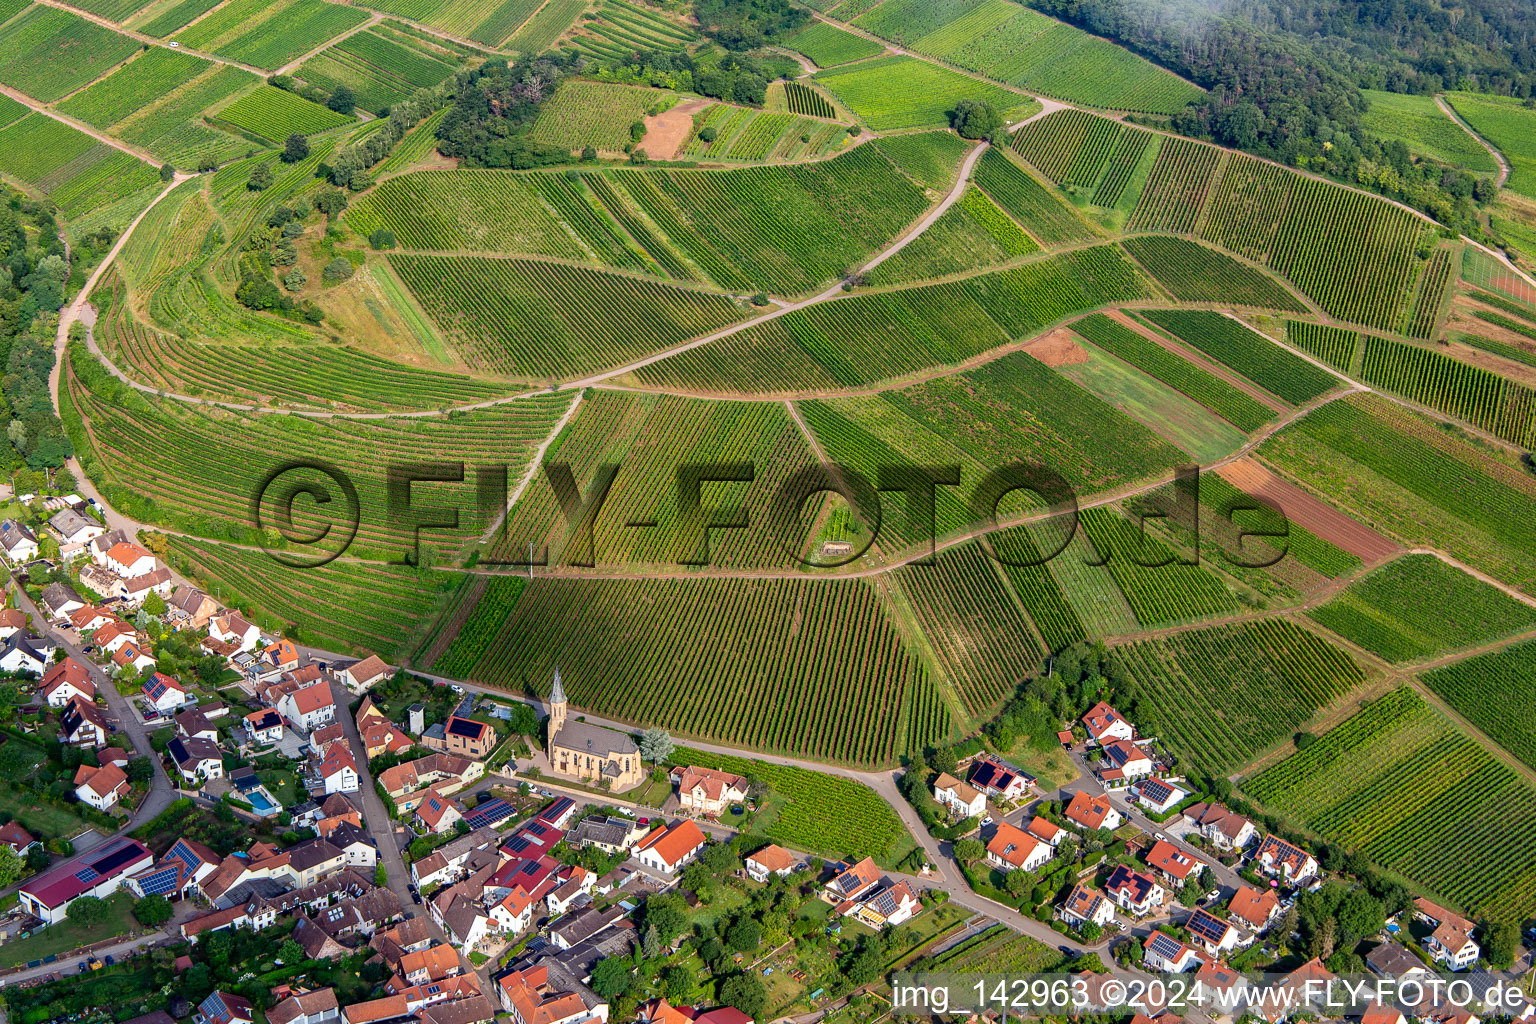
xmin=550 ymin=666 xmax=567 ymax=707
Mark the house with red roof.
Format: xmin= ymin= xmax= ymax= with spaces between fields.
xmin=0 ymin=821 xmax=39 ymax=857
xmin=824 ymin=857 xmax=882 ymax=903
xmin=671 ymin=764 xmax=749 ymax=817
xmin=1058 ymin=883 xmax=1114 ymax=929
xmin=41 ymin=658 xmax=95 ymax=708
xmin=1254 ymin=834 xmax=1319 ymax=883
xmin=1144 ymin=839 xmax=1206 ymax=889
xmin=1026 ymin=815 xmax=1064 ymax=847
xmin=416 ymin=783 xmax=465 ymax=834
xmin=1143 ymin=931 xmax=1202 ymax=973
xmin=1082 ymin=700 xmax=1134 ymax=745
xmin=1228 ymin=885 xmax=1282 ymax=932
xmin=104 ymin=541 xmax=157 ymax=579
xmin=490 ymin=884 xmax=538 ymax=935
xmin=142 ymin=672 xmax=189 ymax=714
xmin=75 ymin=761 xmax=131 ymax=810
xmin=1064 ymin=790 xmax=1122 ymax=832
xmin=633 ymin=819 xmax=707 ymax=874
xmin=966 ymin=755 xmax=1034 ymax=800
xmin=195 ymin=990 xmax=254 ymax=1024
xmin=744 ymin=844 xmax=797 ymax=882
xmin=985 ymin=822 xmax=1052 ymax=873
xmin=1100 ymin=739 xmax=1154 ymax=781
xmin=845 ymin=880 xmax=920 ymax=930
xmin=1184 ymin=802 xmax=1256 ymax=851
xmin=318 ymin=740 xmax=360 ymax=795
xmin=280 ymin=681 xmax=336 ymax=733
xmin=1104 ymin=865 xmax=1165 ymax=916
xmin=933 ymin=772 xmax=986 ymax=818
xmin=245 ymin=707 xmax=285 ymax=746
xmin=19 ymin=837 xmax=152 ymax=923
xmin=497 ymin=961 xmax=607 ymax=1024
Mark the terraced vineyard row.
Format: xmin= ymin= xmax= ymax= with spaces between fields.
xmin=1422 ymin=641 xmax=1536 ymax=772
xmin=974 ymin=149 xmax=1093 ymax=244
xmin=456 ymin=576 xmax=950 ymax=766
xmin=1245 ymin=688 xmax=1536 ymax=921
xmin=1117 ymin=619 xmax=1365 ymax=775
xmin=1122 ymin=235 xmax=1306 ymax=311
xmin=1286 ymin=321 xmax=1358 ymax=371
xmin=1406 ymin=248 xmax=1452 ymax=338
xmin=1009 ymin=107 xmax=1128 ymax=188
xmin=634 ymin=245 xmax=1150 ymax=393
xmin=1140 ymin=309 xmax=1339 ymax=405
xmin=1358 ymin=333 xmax=1536 ymax=447
xmin=1079 ymin=506 xmax=1240 ymax=626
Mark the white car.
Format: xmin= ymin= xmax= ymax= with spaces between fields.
xmin=1154 ymin=832 xmax=1166 ymax=841
xmin=1205 ymin=888 xmax=1221 ymax=902
xmin=980 ymin=815 xmax=994 ymax=826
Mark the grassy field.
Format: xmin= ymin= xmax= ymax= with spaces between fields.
xmin=1445 ymin=93 xmax=1536 ymax=199
xmin=0 ymin=893 xmax=138 ymax=968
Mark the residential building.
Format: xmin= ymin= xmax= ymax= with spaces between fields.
xmin=1058 ymin=883 xmax=1115 ymax=929
xmin=671 ymin=764 xmax=749 ymax=817
xmin=545 ymin=670 xmax=642 ymax=789
xmin=1366 ymin=941 xmax=1432 ymax=979
xmin=318 ymin=741 xmax=361 ymax=795
xmin=1228 ymin=886 xmax=1281 ymax=932
xmin=61 ymin=695 xmax=110 ymax=746
xmin=279 ymin=682 xmax=337 ymax=733
xmin=1063 ymin=790 xmax=1122 ymax=832
xmin=379 ymin=753 xmax=483 ymax=813
xmin=95 ymin=619 xmax=140 ymax=654
xmin=0 ymin=821 xmax=40 ymax=857
xmin=632 ymin=819 xmax=707 ymax=874
xmin=40 ymin=657 xmax=95 ymax=707
xmin=339 ymin=654 xmax=391 ymax=694
xmin=1082 ymin=700 xmax=1134 ymax=744
xmin=0 ymin=606 xmax=24 ymax=639
xmin=985 ymin=822 xmax=1052 ymax=873
xmin=123 ymin=568 xmax=173 ymax=606
xmin=168 ymin=736 xmax=225 ymax=782
xmin=1254 ymin=834 xmax=1319 ymax=883
xmin=69 ymin=604 xmax=118 ymax=633
xmin=195 ymin=992 xmax=254 ymax=1024
xmin=50 ymin=507 xmax=105 ymax=545
xmin=845 ymin=881 xmax=920 ymax=930
xmin=125 ymin=836 xmax=221 ymax=901
xmin=1183 ymin=802 xmax=1257 ymax=851
xmin=245 ymin=708 xmax=285 ymax=746
xmin=105 ymin=541 xmax=157 ymax=579
xmin=176 ymin=706 xmax=219 ymax=741
xmin=967 ymin=755 xmax=1034 ymax=800
xmin=1143 ymin=931 xmax=1202 ymax=973
xmin=1134 ymin=777 xmax=1187 ymax=814
xmin=1186 ymin=908 xmax=1240 ymax=955
xmin=1415 ymin=899 xmax=1480 ymax=970
xmin=114 ymin=642 xmax=157 ymax=675
xmin=491 ymin=885 xmax=538 ymax=935
xmin=932 ymin=772 xmax=986 ymax=818
xmin=167 ymin=586 xmax=219 ymax=629
xmin=425 ymin=715 xmax=496 ymax=760
xmin=1026 ymin=815 xmax=1064 ymax=847
xmin=357 ymin=696 xmax=411 ymax=758
xmin=497 ymin=961 xmax=608 ymax=1024
xmin=143 ymin=673 xmax=190 ymax=715
xmin=416 ymin=784 xmax=465 ymax=834
xmin=1100 ymin=739 xmax=1154 ymax=780
xmin=825 ymin=857 xmax=882 ymax=903
xmin=75 ymin=761 xmax=131 ymax=809
xmin=19 ymin=837 xmax=152 ymax=923
xmin=744 ymin=844 xmax=797 ymax=882
xmin=565 ymin=816 xmax=645 ymax=855
xmin=268 ymin=989 xmax=340 ymax=1024
xmin=1104 ymin=865 xmax=1165 ymax=916
xmin=0 ymin=519 xmax=39 ymax=563
xmin=0 ymin=631 xmax=52 ymax=674
xmin=546 ymin=867 xmax=596 ymax=915
xmin=209 ymin=613 xmax=261 ymax=652
xmin=1145 ymin=840 xmax=1205 ymax=888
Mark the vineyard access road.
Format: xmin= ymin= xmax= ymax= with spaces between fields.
xmin=1436 ymin=95 xmax=1510 ymax=188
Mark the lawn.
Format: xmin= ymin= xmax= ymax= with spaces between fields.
xmin=257 ymin=767 xmax=303 ymax=808
xmin=0 ymin=783 xmax=95 ymax=843
xmin=0 ymin=893 xmax=138 ymax=968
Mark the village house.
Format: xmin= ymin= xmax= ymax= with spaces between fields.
xmin=125 ymin=836 xmax=222 ymax=901
xmin=632 ymin=819 xmax=707 ymax=874
xmin=61 ymin=695 xmax=110 ymax=746
xmin=115 ymin=642 xmax=158 ymax=675
xmin=19 ymin=837 xmax=153 ymax=923
xmin=279 ymin=682 xmax=337 ymax=734
xmin=565 ymin=816 xmax=645 ymax=855
xmin=169 ymin=736 xmax=225 ymax=783
xmin=967 ymin=755 xmax=1033 ymax=800
xmin=825 ymin=857 xmax=883 ymax=903
xmin=123 ymin=568 xmax=174 ymax=606
xmin=1058 ymin=883 xmax=1115 ymax=930
xmin=986 ymin=821 xmax=1052 ymax=873
xmin=1414 ymin=898 xmax=1480 ymax=970
xmin=317 ymin=740 xmax=361 ymax=795
xmin=75 ymin=761 xmax=132 ymax=810
xmin=69 ymin=604 xmax=118 ymax=633
xmin=357 ymin=696 xmax=412 ymax=758
xmin=1143 ymin=931 xmax=1203 ymax=973
xmin=1144 ymin=839 xmax=1206 ymax=889
xmin=546 ymin=867 xmax=596 ymax=915
xmin=95 ymin=619 xmax=140 ymax=654
xmin=143 ymin=672 xmax=191 ymax=715
xmin=1228 ymin=886 xmax=1282 ymax=933
xmin=0 ymin=821 xmax=40 ymax=857
xmin=167 ymin=586 xmax=219 ymax=630
xmin=425 ymin=715 xmax=497 ymax=760
xmin=1186 ymin=907 xmax=1241 ymax=955
xmin=0 ymin=631 xmax=52 ymax=674
xmin=671 ymin=764 xmax=749 ymax=817
xmin=1104 ymin=865 xmax=1165 ymax=915
xmin=176 ymin=706 xmax=219 ymax=742
xmin=1026 ymin=815 xmax=1065 ymax=847
xmin=497 ymin=961 xmax=608 ymax=1024
xmin=0 ymin=607 xmax=24 ymax=639
xmin=194 ymin=991 xmax=254 ymax=1024
xmin=0 ymin=519 xmax=39 ymax=564
xmin=744 ymin=844 xmax=797 ymax=883
xmin=104 ymin=540 xmax=157 ymax=578
xmin=381 ymin=754 xmax=484 ymax=813
xmin=339 ymin=654 xmax=391 ymax=694
xmin=1100 ymin=739 xmax=1154 ymax=781
xmin=845 ymin=880 xmax=920 ymax=930
xmin=1134 ymin=777 xmax=1188 ymax=814
xmin=40 ymin=657 xmax=95 ymax=707
xmin=245 ymin=708 xmax=285 ymax=746
xmin=50 ymin=507 xmax=105 ymax=547
xmin=1183 ymin=802 xmax=1256 ymax=851
xmin=416 ymin=784 xmax=465 ymax=834
xmin=1082 ymin=700 xmax=1134 ymax=745
xmin=1064 ymin=790 xmax=1123 ymax=832
xmin=1254 ymin=834 xmax=1319 ymax=883
xmin=1366 ymin=941 xmax=1432 ymax=980
xmin=932 ymin=772 xmax=986 ymax=818
xmin=268 ymin=988 xmax=340 ymax=1024
xmin=209 ymin=613 xmax=261 ymax=651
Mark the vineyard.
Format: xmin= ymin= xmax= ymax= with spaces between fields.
xmin=1079 ymin=506 xmax=1240 ymax=626
xmin=347 ymin=171 xmax=594 ymax=257
xmin=0 ymin=114 xmax=159 ymax=219
xmin=1257 ymin=393 xmax=1536 ymax=595
xmin=1127 ymin=136 xmax=1220 ymax=233
xmin=116 ymin=64 xmax=257 ymax=168
xmin=974 ymin=149 xmax=1094 ymax=244
xmin=389 ymin=253 xmax=747 ymax=379
xmin=872 ymin=131 xmax=974 ymax=192
xmin=217 ymin=85 xmax=355 ymax=141
xmin=1306 ymin=553 xmax=1536 ymax=663
xmin=63 ymin=344 xmax=571 ymax=563
xmin=668 ymin=747 xmax=916 ymax=865
xmin=1422 ymin=641 xmax=1536 ymax=771
xmin=431 ymin=576 xmax=526 ymax=678
xmin=1069 ymin=313 xmax=1278 ymax=432
xmin=169 ymin=536 xmax=459 ymax=659
xmin=1402 ymin=245 xmax=1449 ymax=338
xmin=507 ymin=0 xmax=587 ymax=52
xmin=181 ymin=0 xmax=369 ymax=70
xmin=1444 ymin=93 xmax=1536 ymax=200
xmin=1121 ymin=235 xmax=1306 ymax=311
xmin=1244 ymin=687 xmax=1536 ymax=922
xmin=1359 ymin=90 xmax=1498 ymax=173
xmin=1117 ymin=619 xmax=1366 ymax=776
xmin=1138 ymin=309 xmax=1340 ymax=405
xmin=632 ymin=245 xmax=1150 ymax=394
xmin=297 ymin=26 xmax=458 ymax=114
xmin=865 ymin=185 xmax=1037 ymax=286
xmin=850 ymin=0 xmax=1201 ymax=115
xmin=1357 ymin=333 xmax=1536 ymax=447
xmin=1009 ymin=108 xmax=1132 ymax=189
xmin=567 ymin=0 xmax=697 ymax=59
xmin=783 ymin=20 xmax=884 ymax=66
xmin=0 ymin=5 xmax=139 ymax=102
xmin=813 ymin=55 xmax=1025 ymax=131
xmin=778 ymin=83 xmax=837 ymax=121
xmin=1285 ymin=321 xmax=1358 ymax=372
xmin=58 ymin=47 xmax=210 ymax=129
xmin=141 ymin=0 xmax=222 ymax=35
xmin=935 ymin=926 xmax=1062 ymax=973
xmin=441 ymin=575 xmax=952 ymax=767
xmin=530 ymin=81 xmax=672 ymax=153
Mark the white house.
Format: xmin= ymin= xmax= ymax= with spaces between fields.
xmin=244 ymin=708 xmax=285 ymax=746
xmin=1101 ymin=739 xmax=1154 ymax=779
xmin=279 ymin=683 xmax=336 ymax=733
xmin=18 ymin=837 xmax=152 ymax=924
xmin=932 ymin=772 xmax=987 ymax=818
xmin=1064 ymin=790 xmax=1123 ymax=832
xmin=1082 ymin=700 xmax=1134 ymax=744
xmin=338 ymin=654 xmax=390 ymax=695
xmin=1135 ymin=777 xmax=1188 ymax=814
xmin=1105 ymin=865 xmax=1165 ymax=916
xmin=1143 ymin=931 xmax=1202 ymax=973
xmin=846 ymin=881 xmax=921 ymax=930
xmin=745 ymin=844 xmax=797 ymax=882
xmin=318 ymin=742 xmax=360 ymax=795
xmin=0 ymin=632 xmax=52 ymax=675
xmin=104 ymin=541 xmax=157 ymax=578
xmin=210 ymin=613 xmax=261 ymax=652
xmin=1145 ymin=840 xmax=1206 ymax=889
xmin=633 ymin=820 xmax=707 ymax=874
xmin=1185 ymin=908 xmax=1240 ymax=955
xmin=50 ymin=508 xmax=104 ymax=546
xmin=61 ymin=696 xmax=110 ymax=746
xmin=985 ymin=822 xmax=1052 ymax=873
xmin=115 ymin=643 xmax=158 ymax=675
xmin=545 ymin=867 xmax=595 ymax=915
xmin=1255 ymin=834 xmax=1319 ymax=883
xmin=1184 ymin=802 xmax=1257 ymax=851
xmin=490 ymin=886 xmax=536 ymax=935
xmin=143 ymin=672 xmax=190 ymax=714
xmin=1058 ymin=883 xmax=1115 ymax=930
xmin=267 ymin=988 xmax=339 ymax=1024
xmin=169 ymin=737 xmax=224 ymax=782
xmin=40 ymin=658 xmax=96 ymax=707
xmin=74 ymin=762 xmax=131 ymax=810
xmin=1416 ymin=899 xmax=1481 ymax=971
xmin=0 ymin=520 xmax=38 ymax=564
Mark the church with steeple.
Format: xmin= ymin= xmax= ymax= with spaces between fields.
xmin=544 ymin=667 xmax=644 ymax=790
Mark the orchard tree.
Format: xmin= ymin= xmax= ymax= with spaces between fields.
xmin=951 ymin=99 xmax=1002 ymax=140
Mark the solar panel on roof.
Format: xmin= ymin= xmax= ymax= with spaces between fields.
xmin=91 ymin=844 xmax=145 ymax=875
xmin=447 ymin=718 xmax=482 ymax=737
xmin=1149 ymin=933 xmax=1184 ymax=958
xmin=74 ymin=867 xmax=99 ymax=884
xmin=136 ymin=867 xmax=179 ymax=896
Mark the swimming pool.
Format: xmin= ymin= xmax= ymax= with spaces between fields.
xmin=247 ymin=789 xmax=278 ymax=814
